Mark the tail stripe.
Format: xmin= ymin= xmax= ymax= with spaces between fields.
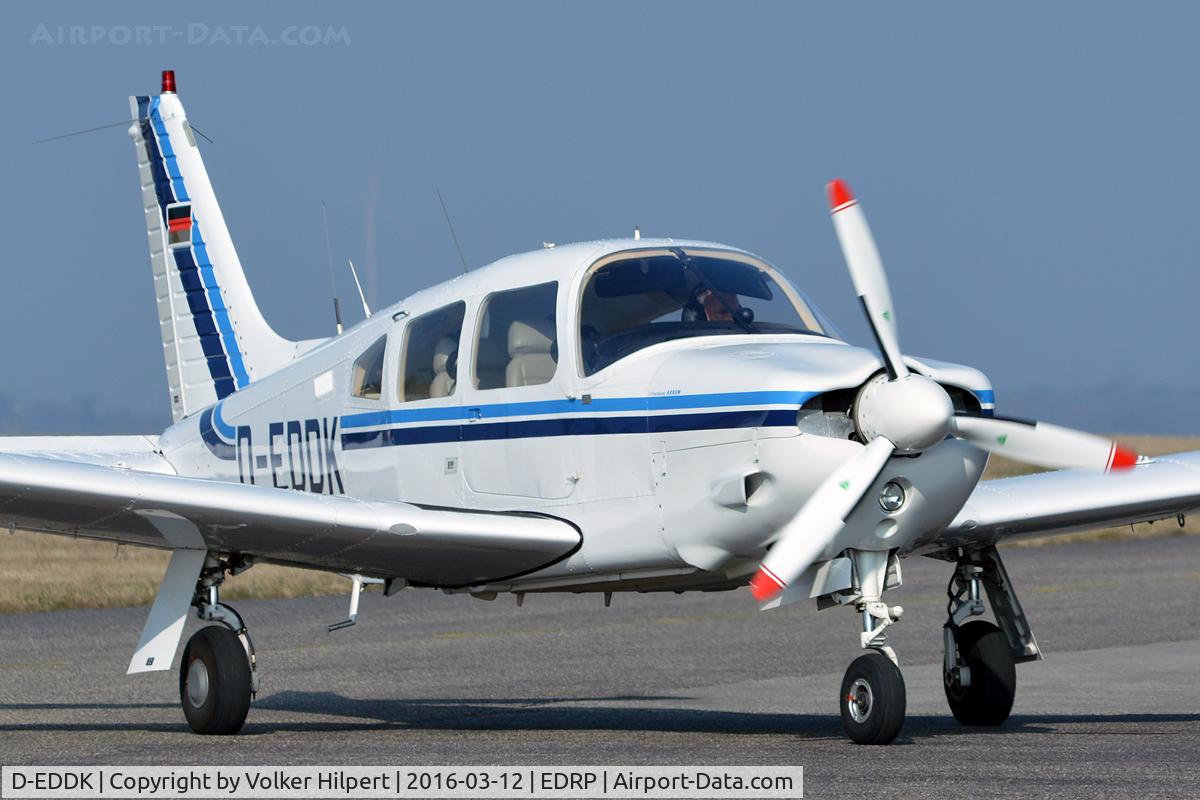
xmin=138 ymin=96 xmax=248 ymax=398
xmin=148 ymin=101 xmax=189 ymax=202
xmin=193 ymin=220 xmax=251 ymax=387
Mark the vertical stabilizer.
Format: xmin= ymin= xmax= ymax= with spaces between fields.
xmin=129 ymin=70 xmax=297 ymax=420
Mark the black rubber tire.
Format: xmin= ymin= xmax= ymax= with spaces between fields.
xmin=179 ymin=626 xmax=252 ymax=735
xmin=944 ymin=620 xmax=1016 ymax=726
xmin=840 ymin=650 xmax=907 ymax=745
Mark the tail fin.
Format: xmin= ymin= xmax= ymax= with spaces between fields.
xmin=129 ymin=70 xmax=296 ymax=421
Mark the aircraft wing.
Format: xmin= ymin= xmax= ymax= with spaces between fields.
xmin=928 ymin=449 xmax=1200 ymax=555
xmin=0 ymin=449 xmax=580 ymax=587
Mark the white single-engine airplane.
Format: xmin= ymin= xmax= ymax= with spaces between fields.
xmin=4 ymin=71 xmax=1199 ymax=745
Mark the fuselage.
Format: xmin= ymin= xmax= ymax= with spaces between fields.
xmin=157 ymin=239 xmax=994 ymax=593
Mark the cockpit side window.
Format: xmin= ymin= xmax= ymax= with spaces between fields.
xmin=398 ymin=302 xmax=466 ymax=402
xmin=578 ymin=249 xmax=829 ymax=376
xmin=350 ymin=335 xmax=387 ymax=400
xmin=473 ymin=282 xmax=558 ymax=390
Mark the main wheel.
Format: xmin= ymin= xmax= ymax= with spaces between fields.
xmin=944 ymin=620 xmax=1016 ymax=726
xmin=179 ymin=625 xmax=252 ymax=735
xmin=840 ymin=650 xmax=906 ymax=745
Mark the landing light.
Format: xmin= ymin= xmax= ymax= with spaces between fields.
xmin=879 ymin=481 xmax=906 ymax=513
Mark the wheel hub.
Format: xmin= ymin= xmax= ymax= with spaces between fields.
xmin=846 ymin=677 xmax=874 ymax=723
xmin=185 ymin=658 xmax=210 ymax=708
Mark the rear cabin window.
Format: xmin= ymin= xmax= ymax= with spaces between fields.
xmin=473 ymin=282 xmax=558 ymax=390
xmin=398 ymin=302 xmax=466 ymax=401
xmin=578 ymin=249 xmax=828 ymax=376
xmin=350 ymin=335 xmax=386 ymax=399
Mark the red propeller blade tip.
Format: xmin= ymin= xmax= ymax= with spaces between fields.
xmin=1108 ymin=445 xmax=1139 ymax=471
xmin=749 ymin=567 xmax=786 ymax=602
xmin=827 ymin=179 xmax=856 ymax=212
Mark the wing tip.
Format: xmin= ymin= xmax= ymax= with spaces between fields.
xmin=827 ymin=178 xmax=856 ymax=212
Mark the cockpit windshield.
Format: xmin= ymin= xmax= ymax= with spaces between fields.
xmin=578 ymin=248 xmax=836 ymax=376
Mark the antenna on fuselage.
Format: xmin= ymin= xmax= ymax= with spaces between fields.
xmin=436 ymin=188 xmax=470 ymax=274
xmin=321 ymin=200 xmax=343 ymax=335
xmin=346 ymin=259 xmax=371 ymax=318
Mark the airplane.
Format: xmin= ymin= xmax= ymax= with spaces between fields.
xmin=3 ymin=69 xmax=1199 ymax=745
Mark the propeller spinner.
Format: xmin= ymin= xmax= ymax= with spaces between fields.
xmin=749 ymin=180 xmax=1139 ymax=603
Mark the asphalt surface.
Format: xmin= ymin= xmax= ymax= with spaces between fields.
xmin=2 ymin=536 xmax=1200 ymax=799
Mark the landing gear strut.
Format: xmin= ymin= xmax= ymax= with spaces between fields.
xmin=838 ymin=550 xmax=906 ymax=745
xmin=942 ymin=546 xmax=1039 ymax=727
xmin=179 ymin=559 xmax=257 ymax=735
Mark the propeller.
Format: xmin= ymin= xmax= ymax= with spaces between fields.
xmin=748 ymin=179 xmax=1139 ymax=602
xmin=749 ymin=437 xmax=895 ymax=601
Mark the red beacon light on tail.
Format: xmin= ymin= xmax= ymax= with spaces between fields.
xmin=161 ymin=70 xmax=176 ymax=94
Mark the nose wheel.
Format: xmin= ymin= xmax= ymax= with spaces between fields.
xmin=840 ymin=650 xmax=906 ymax=745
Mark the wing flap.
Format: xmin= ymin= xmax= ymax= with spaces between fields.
xmin=0 ymin=452 xmax=580 ymax=586
xmin=932 ymin=450 xmax=1200 ymax=552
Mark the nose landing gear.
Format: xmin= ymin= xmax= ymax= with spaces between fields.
xmin=834 ymin=550 xmax=907 ymax=745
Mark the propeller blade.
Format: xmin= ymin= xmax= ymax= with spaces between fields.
xmin=828 ymin=179 xmax=909 ymax=381
xmin=951 ymin=413 xmax=1139 ymax=472
xmin=749 ymin=437 xmax=896 ymax=602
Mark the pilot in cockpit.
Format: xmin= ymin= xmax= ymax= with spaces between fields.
xmin=684 ymin=287 xmax=744 ymax=323
xmin=699 ymin=289 xmax=742 ymax=322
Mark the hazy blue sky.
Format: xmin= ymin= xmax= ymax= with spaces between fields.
xmin=2 ymin=2 xmax=1198 ymax=434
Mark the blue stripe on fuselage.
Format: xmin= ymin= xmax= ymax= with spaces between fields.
xmin=340 ymin=390 xmax=819 ymax=430
xmin=341 ymin=408 xmax=798 ymax=450
xmin=199 ymin=406 xmax=237 ymax=460
xmin=212 ymin=402 xmax=237 ymax=440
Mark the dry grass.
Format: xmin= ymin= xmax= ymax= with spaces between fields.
xmin=1 ymin=434 xmax=1197 ymax=613
xmin=0 ymin=532 xmax=349 ymax=614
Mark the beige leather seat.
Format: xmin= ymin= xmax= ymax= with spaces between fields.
xmin=505 ymin=320 xmax=556 ymax=387
xmin=429 ymin=337 xmax=457 ymax=398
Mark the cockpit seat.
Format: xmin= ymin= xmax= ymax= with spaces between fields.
xmin=505 ymin=320 xmax=556 ymax=387
xmin=429 ymin=337 xmax=457 ymax=398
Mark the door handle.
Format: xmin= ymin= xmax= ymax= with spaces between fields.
xmin=468 ymin=407 xmax=482 ymax=421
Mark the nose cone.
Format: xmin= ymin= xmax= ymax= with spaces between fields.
xmin=855 ymin=373 xmax=953 ymax=453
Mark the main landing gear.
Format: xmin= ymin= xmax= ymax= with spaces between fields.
xmin=179 ymin=559 xmax=257 ymax=735
xmin=942 ymin=546 xmax=1040 ymax=728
